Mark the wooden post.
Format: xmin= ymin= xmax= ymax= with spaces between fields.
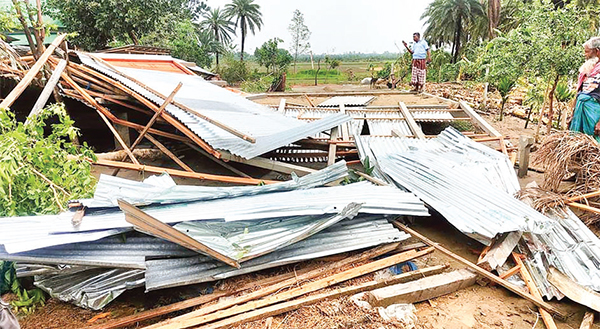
xmin=392 ymin=221 xmax=566 ymax=319
xmin=27 ymin=59 xmax=67 ymax=121
xmin=518 ymin=136 xmax=535 ymax=178
xmin=339 ymin=103 xmax=350 ymax=141
xmin=327 ymin=126 xmax=340 ymax=165
xmin=0 ymin=34 xmax=66 ymax=109
xmin=112 ymin=110 xmax=131 ymax=150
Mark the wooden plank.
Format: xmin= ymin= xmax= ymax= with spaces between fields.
xmin=398 ymin=102 xmax=425 ymax=139
xmin=568 ymin=202 xmax=600 ymax=215
xmin=0 ymin=34 xmax=66 ymax=109
xmin=27 ymin=59 xmax=67 ymax=120
xmin=547 ymin=267 xmax=600 ymax=313
xmin=220 ymin=151 xmax=316 ymax=176
xmin=392 ymin=221 xmax=566 ymax=319
xmin=88 ymin=270 xmax=306 ymax=329
xmin=327 ymin=126 xmax=340 ymax=166
xmin=513 ymin=254 xmax=558 ymax=329
xmin=194 ymin=265 xmax=448 ymax=329
xmin=93 ymin=159 xmax=276 ymax=185
xmin=142 ymin=243 xmax=399 ymax=328
xmin=580 ymin=312 xmax=594 ymax=329
xmin=304 ymin=94 xmax=316 ymax=107
xmin=365 ymin=269 xmax=478 ymax=307
xmin=277 ymin=98 xmax=286 ymax=113
xmin=339 ymin=103 xmax=350 ymax=141
xmin=118 ymin=200 xmax=240 ymax=268
xmin=498 ymin=264 xmax=521 ymax=280
xmin=61 ymin=72 xmax=140 ymax=165
xmin=147 ymin=247 xmax=434 ymax=329
xmin=87 ymin=54 xmax=256 ymax=144
xmin=478 ymin=231 xmax=522 ymax=271
xmin=355 ymin=171 xmax=389 ymax=186
xmin=459 ymin=101 xmax=502 ymax=138
xmin=568 ymin=190 xmax=600 ymax=203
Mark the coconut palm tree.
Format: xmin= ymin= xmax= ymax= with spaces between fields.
xmin=421 ymin=0 xmax=485 ymax=63
xmin=200 ymin=7 xmax=235 ymax=67
xmin=224 ymin=0 xmax=263 ymax=62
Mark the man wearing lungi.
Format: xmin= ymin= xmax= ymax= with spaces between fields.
xmin=403 ymin=33 xmax=431 ymax=92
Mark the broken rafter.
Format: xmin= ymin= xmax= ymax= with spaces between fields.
xmin=0 ymin=34 xmax=66 ymax=109
xmin=93 ymin=158 xmax=276 ymax=185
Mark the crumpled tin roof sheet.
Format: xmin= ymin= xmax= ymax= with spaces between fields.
xmin=145 ymin=216 xmax=408 ymax=291
xmin=77 ymin=53 xmax=351 ymax=159
xmin=34 ymin=268 xmax=145 ymax=310
xmin=0 ymin=236 xmax=195 ymax=269
xmin=171 ymin=203 xmax=362 ymax=262
xmin=47 ymin=181 xmax=429 ymax=234
xmin=318 ymin=96 xmax=375 ymax=107
xmin=356 ymin=127 xmax=544 ymax=244
xmin=77 ymin=160 xmax=349 ymax=208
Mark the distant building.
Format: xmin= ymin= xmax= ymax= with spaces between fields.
xmin=0 ymin=0 xmax=65 ymax=46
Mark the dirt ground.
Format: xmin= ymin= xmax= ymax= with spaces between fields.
xmin=6 ymin=83 xmax=599 ymax=329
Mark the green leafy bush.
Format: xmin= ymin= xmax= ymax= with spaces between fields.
xmin=219 ymin=57 xmax=249 ymax=85
xmin=0 ymin=104 xmax=97 ymax=216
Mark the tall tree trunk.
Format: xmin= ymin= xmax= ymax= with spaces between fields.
xmin=452 ymin=16 xmax=462 ymax=63
xmin=215 ymin=28 xmax=220 ymax=68
xmin=128 ymin=31 xmax=139 ymax=45
xmin=240 ymin=16 xmax=246 ymax=62
xmin=546 ymin=74 xmax=560 ymax=134
xmin=488 ymin=0 xmax=501 ymax=39
xmin=11 ymin=0 xmax=38 ymax=58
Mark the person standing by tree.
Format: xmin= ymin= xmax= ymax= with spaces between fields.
xmin=403 ymin=32 xmax=431 ymax=92
xmin=570 ymin=37 xmax=600 ymax=142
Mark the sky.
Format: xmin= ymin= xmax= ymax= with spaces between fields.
xmin=205 ymin=0 xmax=434 ymax=55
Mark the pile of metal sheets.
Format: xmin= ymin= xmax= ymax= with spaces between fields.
xmin=0 ymin=163 xmax=428 ymax=309
xmin=357 ymin=126 xmax=600 ymax=298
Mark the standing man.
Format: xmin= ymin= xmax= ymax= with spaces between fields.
xmin=403 ymin=33 xmax=431 ymax=92
xmin=571 ymin=37 xmax=600 ymax=142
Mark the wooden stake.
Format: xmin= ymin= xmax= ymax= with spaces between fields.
xmin=0 ymin=34 xmax=66 ymax=109
xmin=392 ymin=221 xmax=566 ymax=319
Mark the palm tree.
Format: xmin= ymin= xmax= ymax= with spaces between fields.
xmin=224 ymin=0 xmax=263 ymax=62
xmin=200 ymin=7 xmax=235 ymax=67
xmin=421 ymin=0 xmax=485 ymax=63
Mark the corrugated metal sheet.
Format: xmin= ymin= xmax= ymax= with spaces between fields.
xmin=77 ymin=53 xmax=351 ymax=159
xmin=410 ymin=110 xmax=454 ymax=122
xmin=34 ymin=268 xmax=145 ymax=310
xmin=172 ymin=203 xmax=362 ymax=262
xmin=145 ymin=216 xmax=408 ymax=291
xmin=46 ymin=181 xmax=430 ymax=234
xmin=318 ymin=96 xmax=375 ymax=107
xmin=1 ymin=236 xmax=195 ymax=269
xmin=76 ymin=160 xmax=349 ymax=208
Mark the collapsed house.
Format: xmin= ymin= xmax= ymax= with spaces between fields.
xmin=1 ymin=36 xmax=600 ymax=328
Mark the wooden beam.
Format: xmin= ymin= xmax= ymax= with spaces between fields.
xmin=547 ymin=267 xmax=600 ymax=313
xmin=220 ymin=151 xmax=316 ymax=176
xmin=183 ymin=142 xmax=252 ymax=178
xmin=399 ymin=102 xmax=425 ymax=139
xmin=518 ymin=136 xmax=535 ymax=178
xmin=568 ymin=202 xmax=600 ymax=215
xmin=27 ymin=59 xmax=67 ymax=121
xmin=61 ymin=72 xmax=140 ymax=165
xmin=365 ymin=269 xmax=478 ymax=307
xmin=93 ymin=159 xmax=276 ymax=185
xmin=192 ymin=265 xmax=449 ymax=329
xmin=146 ymin=247 xmax=434 ymax=329
xmin=498 ymin=264 xmax=521 ymax=280
xmin=0 ymin=34 xmax=66 ymax=109
xmin=304 ymin=94 xmax=316 ymax=107
xmin=327 ymin=125 xmax=340 ymax=166
xmin=477 ymin=231 xmax=522 ymax=271
xmin=339 ymin=103 xmax=350 ymax=141
xmin=143 ymin=243 xmax=401 ymax=329
xmin=459 ymin=101 xmax=502 ymax=138
xmin=392 ymin=221 xmax=566 ymax=319
xmin=87 ymin=54 xmax=257 ymax=144
xmin=513 ymin=253 xmax=558 ymax=329
xmin=118 ymin=200 xmax=240 ymax=268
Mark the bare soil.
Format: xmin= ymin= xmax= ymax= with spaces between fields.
xmin=10 ymin=83 xmax=598 ymax=329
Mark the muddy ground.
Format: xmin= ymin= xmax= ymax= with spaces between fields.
xmin=4 ymin=83 xmax=598 ymax=329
